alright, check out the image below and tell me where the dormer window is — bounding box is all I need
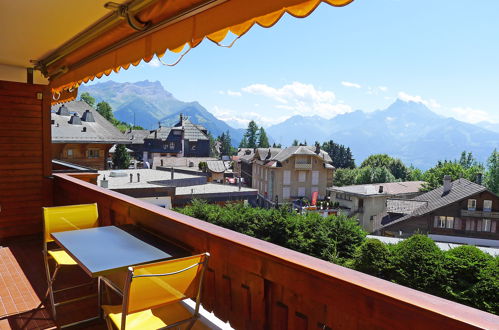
[169,142,175,150]
[467,199,476,211]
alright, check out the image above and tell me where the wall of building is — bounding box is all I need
[183,139,210,157]
[52,143,112,170]
[0,80,51,237]
[253,154,333,203]
[383,191,499,239]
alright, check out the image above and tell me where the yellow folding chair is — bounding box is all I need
[101,253,210,330]
[42,203,99,319]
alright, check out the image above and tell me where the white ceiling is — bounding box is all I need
[0,0,128,68]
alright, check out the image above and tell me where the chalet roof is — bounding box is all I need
[239,149,255,163]
[256,148,282,161]
[330,181,424,197]
[206,160,227,173]
[147,126,172,139]
[124,129,151,144]
[145,116,209,142]
[51,100,128,144]
[381,178,489,228]
[273,146,333,163]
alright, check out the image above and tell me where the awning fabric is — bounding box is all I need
[48,0,352,96]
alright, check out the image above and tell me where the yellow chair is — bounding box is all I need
[42,203,99,319]
[101,253,210,330]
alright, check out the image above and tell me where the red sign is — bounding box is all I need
[311,191,319,206]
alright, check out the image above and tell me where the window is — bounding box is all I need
[465,219,476,231]
[169,142,175,150]
[312,171,319,185]
[484,200,492,212]
[467,199,476,211]
[298,171,306,183]
[298,187,305,197]
[88,149,99,158]
[283,170,291,185]
[67,149,73,158]
[163,143,168,150]
[283,187,290,199]
[434,216,454,229]
[482,219,492,232]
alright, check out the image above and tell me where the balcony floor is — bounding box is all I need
[0,235,226,330]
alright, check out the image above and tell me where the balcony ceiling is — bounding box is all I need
[0,0,128,68]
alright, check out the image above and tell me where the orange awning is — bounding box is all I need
[47,0,352,95]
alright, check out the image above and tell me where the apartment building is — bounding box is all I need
[329,181,424,233]
[252,145,334,204]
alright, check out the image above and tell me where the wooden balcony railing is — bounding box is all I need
[52,173,498,329]
[461,209,499,219]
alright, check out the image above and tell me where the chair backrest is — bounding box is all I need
[43,203,99,243]
[123,253,209,315]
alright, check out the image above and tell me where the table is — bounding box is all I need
[50,225,189,327]
[51,225,184,277]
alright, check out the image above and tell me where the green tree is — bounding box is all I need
[361,154,409,180]
[352,238,393,279]
[112,144,130,169]
[469,257,499,314]
[372,166,396,183]
[257,127,270,148]
[444,245,494,306]
[243,121,259,148]
[421,160,484,191]
[239,136,248,148]
[207,132,219,157]
[218,131,233,156]
[361,154,393,168]
[485,148,499,194]
[321,140,355,169]
[407,165,424,181]
[96,101,115,123]
[392,235,446,295]
[272,142,282,148]
[80,92,95,107]
[333,168,358,187]
[292,139,299,146]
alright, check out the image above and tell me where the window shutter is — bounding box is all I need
[433,216,439,228]
[476,220,482,232]
[491,221,497,233]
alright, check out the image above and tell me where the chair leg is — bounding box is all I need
[44,255,60,320]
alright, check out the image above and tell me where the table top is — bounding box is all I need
[51,225,182,277]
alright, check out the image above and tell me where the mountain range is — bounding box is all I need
[79,80,499,170]
[78,81,244,144]
[267,100,499,169]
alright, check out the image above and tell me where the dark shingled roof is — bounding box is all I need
[145,117,208,141]
[51,101,128,144]
[381,178,488,228]
[124,129,151,144]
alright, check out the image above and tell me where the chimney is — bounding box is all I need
[476,173,483,185]
[81,127,87,132]
[68,113,82,125]
[180,113,183,122]
[56,104,70,116]
[100,175,108,188]
[315,143,320,154]
[379,185,384,193]
[443,175,452,194]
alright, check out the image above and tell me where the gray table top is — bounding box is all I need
[51,225,176,277]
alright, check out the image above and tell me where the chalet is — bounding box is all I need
[379,176,499,243]
[329,181,424,233]
[134,114,209,165]
[252,145,334,204]
[51,101,128,170]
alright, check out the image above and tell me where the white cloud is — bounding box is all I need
[227,90,242,97]
[341,81,362,89]
[241,82,351,119]
[398,91,441,109]
[451,107,491,124]
[211,106,289,127]
[147,58,161,67]
[378,86,388,92]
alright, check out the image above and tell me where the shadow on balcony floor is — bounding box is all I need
[0,235,106,329]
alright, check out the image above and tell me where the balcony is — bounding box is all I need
[0,173,497,329]
[461,209,499,219]
[294,161,312,170]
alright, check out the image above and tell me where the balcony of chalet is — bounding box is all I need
[1,172,498,329]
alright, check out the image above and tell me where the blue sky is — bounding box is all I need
[86,0,499,128]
